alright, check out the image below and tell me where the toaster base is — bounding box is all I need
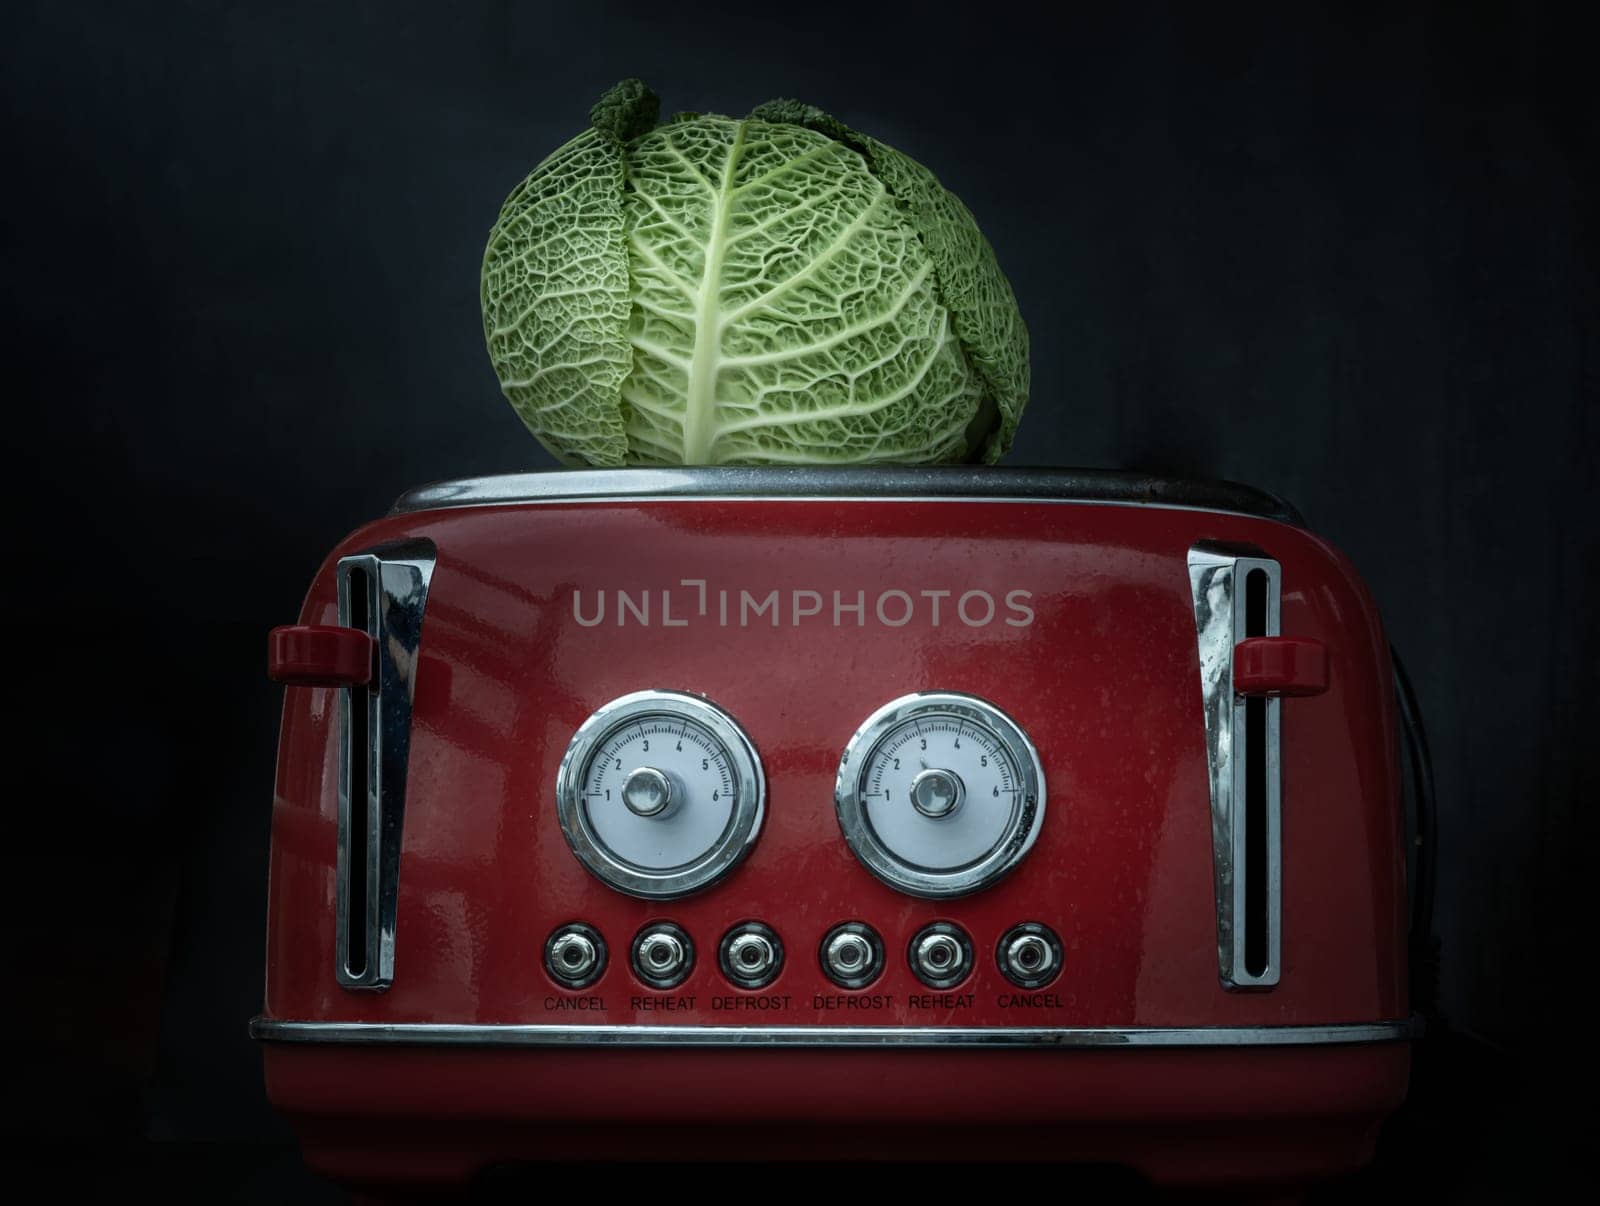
[264,1041,1408,1192]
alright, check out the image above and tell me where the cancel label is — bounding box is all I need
[997,992,1064,1008]
[543,995,605,1011]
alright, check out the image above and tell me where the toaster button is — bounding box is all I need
[819,922,885,989]
[996,922,1063,989]
[544,923,607,990]
[632,922,694,989]
[908,922,974,989]
[719,922,783,989]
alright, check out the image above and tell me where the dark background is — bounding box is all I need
[5,0,1593,1197]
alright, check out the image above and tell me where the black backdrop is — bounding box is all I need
[5,0,1594,1193]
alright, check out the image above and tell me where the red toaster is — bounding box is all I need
[255,467,1413,1193]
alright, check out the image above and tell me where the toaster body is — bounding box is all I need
[256,468,1411,1192]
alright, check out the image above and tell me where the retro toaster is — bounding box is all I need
[256,467,1413,1192]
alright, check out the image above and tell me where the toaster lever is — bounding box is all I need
[1234,636,1328,697]
[268,624,374,687]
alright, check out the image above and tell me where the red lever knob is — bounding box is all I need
[268,625,373,687]
[1234,636,1329,697]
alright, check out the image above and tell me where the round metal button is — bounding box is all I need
[718,922,784,989]
[828,932,871,974]
[1007,934,1052,975]
[819,921,884,989]
[916,932,962,972]
[996,921,1063,989]
[907,921,973,989]
[621,766,674,817]
[730,933,772,970]
[631,921,693,989]
[909,768,964,819]
[543,922,607,989]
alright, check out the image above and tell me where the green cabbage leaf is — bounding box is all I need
[481,80,1029,466]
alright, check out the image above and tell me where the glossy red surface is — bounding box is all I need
[267,624,372,687]
[1236,635,1331,697]
[265,1043,1408,1191]
[260,495,1410,1184]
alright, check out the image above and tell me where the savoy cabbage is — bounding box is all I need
[481,80,1029,466]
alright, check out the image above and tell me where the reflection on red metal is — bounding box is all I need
[258,477,1408,1194]
[267,624,372,687]
[1235,635,1330,697]
[264,1043,1409,1185]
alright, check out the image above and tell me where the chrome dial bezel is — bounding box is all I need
[556,690,765,900]
[834,691,1046,899]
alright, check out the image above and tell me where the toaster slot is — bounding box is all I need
[335,538,436,991]
[343,566,372,981]
[1243,567,1271,979]
[1188,545,1282,990]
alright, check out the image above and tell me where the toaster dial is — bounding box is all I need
[556,691,765,900]
[835,692,1045,899]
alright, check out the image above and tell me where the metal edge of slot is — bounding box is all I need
[1188,544,1282,990]
[248,1017,1418,1048]
[388,467,1305,527]
[335,538,437,991]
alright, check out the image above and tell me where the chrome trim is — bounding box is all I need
[250,1017,1418,1048]
[335,539,436,992]
[835,692,1045,899]
[555,690,766,900]
[1188,544,1282,990]
[390,467,1303,525]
